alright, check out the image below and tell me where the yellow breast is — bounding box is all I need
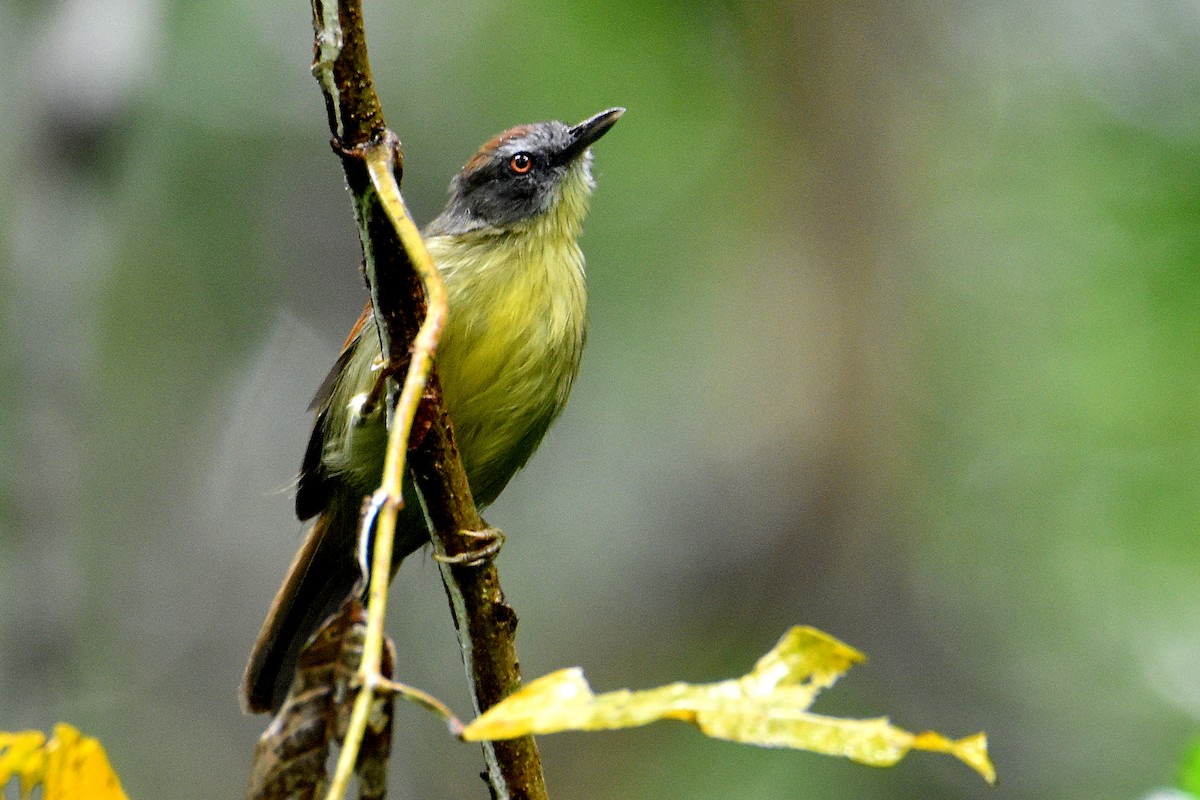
[427,206,588,505]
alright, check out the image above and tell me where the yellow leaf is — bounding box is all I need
[0,723,129,800]
[462,626,995,784]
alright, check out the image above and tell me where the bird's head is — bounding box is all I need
[428,107,624,237]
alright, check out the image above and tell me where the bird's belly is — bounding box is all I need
[436,301,583,506]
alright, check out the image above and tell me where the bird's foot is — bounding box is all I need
[434,526,506,567]
[356,355,408,416]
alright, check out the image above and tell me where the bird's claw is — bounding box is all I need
[434,526,506,567]
[360,355,404,413]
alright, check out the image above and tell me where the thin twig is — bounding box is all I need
[375,677,467,737]
[323,141,448,800]
[307,0,548,797]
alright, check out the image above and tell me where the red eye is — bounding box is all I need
[509,153,533,174]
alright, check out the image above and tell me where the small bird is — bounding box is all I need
[242,108,624,714]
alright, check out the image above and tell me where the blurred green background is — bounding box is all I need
[3,0,1198,798]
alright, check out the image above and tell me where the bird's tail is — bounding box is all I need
[241,510,361,714]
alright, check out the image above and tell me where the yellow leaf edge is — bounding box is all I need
[462,626,996,785]
[0,722,129,800]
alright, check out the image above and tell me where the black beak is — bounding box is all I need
[557,107,625,164]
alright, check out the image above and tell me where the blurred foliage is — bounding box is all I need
[1181,736,1200,797]
[2,0,1198,799]
[0,723,128,800]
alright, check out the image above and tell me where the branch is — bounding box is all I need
[412,420,550,799]
[307,1,548,798]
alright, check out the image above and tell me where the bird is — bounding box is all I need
[242,107,624,714]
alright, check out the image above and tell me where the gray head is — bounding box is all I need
[427,108,624,236]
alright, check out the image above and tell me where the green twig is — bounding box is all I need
[306,0,548,798]
[323,140,447,800]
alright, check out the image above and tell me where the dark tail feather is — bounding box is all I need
[241,512,360,714]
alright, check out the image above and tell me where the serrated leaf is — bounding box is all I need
[462,625,995,784]
[0,723,128,800]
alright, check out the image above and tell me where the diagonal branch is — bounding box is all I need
[307,1,548,798]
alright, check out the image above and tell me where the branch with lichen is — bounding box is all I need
[307,1,547,798]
